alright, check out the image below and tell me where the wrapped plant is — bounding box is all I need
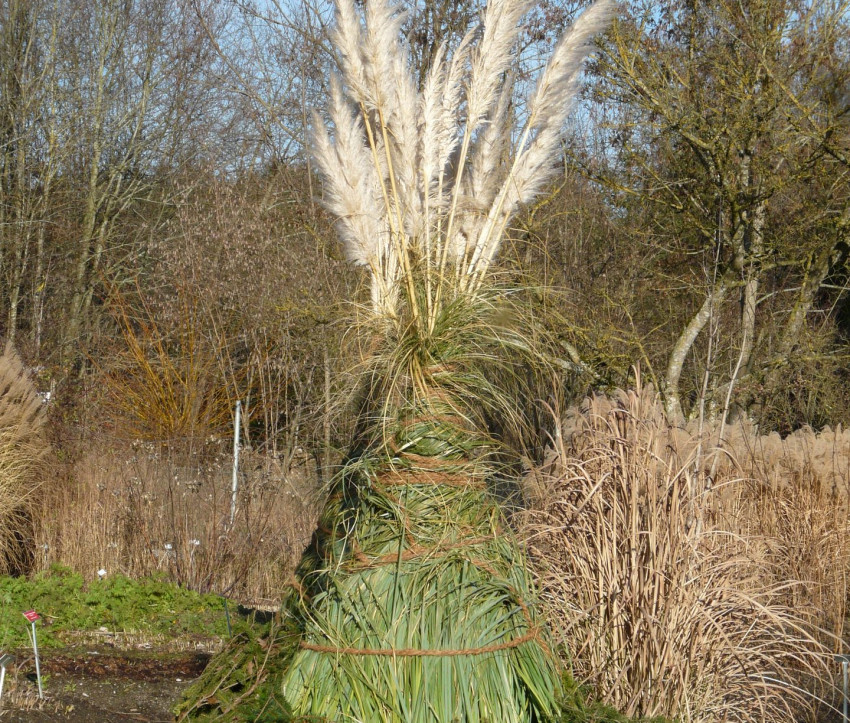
[179,0,613,720]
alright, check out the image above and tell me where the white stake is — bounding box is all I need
[0,653,14,703]
[31,622,42,698]
[22,613,42,699]
[230,400,242,527]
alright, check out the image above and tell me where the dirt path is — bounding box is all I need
[1,648,211,722]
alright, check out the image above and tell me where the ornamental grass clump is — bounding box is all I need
[524,385,834,723]
[178,0,613,720]
[0,343,48,575]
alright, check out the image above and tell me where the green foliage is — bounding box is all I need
[355,285,557,456]
[180,333,564,721]
[0,566,234,649]
[556,676,670,723]
[176,616,299,722]
[270,376,561,722]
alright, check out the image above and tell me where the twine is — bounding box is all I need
[299,584,536,658]
[299,627,539,657]
[376,470,486,490]
[398,412,467,429]
[397,452,475,470]
[348,536,498,569]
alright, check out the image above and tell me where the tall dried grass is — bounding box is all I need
[33,443,321,603]
[0,343,48,574]
[523,384,843,723]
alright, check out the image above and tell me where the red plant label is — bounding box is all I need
[23,610,40,623]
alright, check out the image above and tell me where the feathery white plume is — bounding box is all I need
[315,0,614,319]
[332,0,369,104]
[418,43,447,193]
[312,78,386,268]
[526,0,615,132]
[436,30,473,175]
[466,0,530,127]
[357,0,421,240]
[457,75,515,256]
[361,0,407,111]
[466,0,615,279]
[500,0,617,222]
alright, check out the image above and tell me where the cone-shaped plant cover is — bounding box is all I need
[281,386,559,721]
[178,0,613,720]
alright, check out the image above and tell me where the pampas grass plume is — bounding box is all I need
[314,0,614,320]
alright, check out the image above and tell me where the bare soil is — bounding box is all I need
[0,647,211,722]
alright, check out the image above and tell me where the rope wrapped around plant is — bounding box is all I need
[282,383,556,721]
[178,0,613,719]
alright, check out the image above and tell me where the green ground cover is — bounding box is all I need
[0,566,238,649]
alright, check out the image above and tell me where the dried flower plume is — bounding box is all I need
[314,0,615,329]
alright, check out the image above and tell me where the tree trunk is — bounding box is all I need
[664,283,727,424]
[739,198,764,373]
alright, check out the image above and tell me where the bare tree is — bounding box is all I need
[0,0,240,365]
[582,0,850,422]
[0,0,63,349]
[58,0,220,358]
